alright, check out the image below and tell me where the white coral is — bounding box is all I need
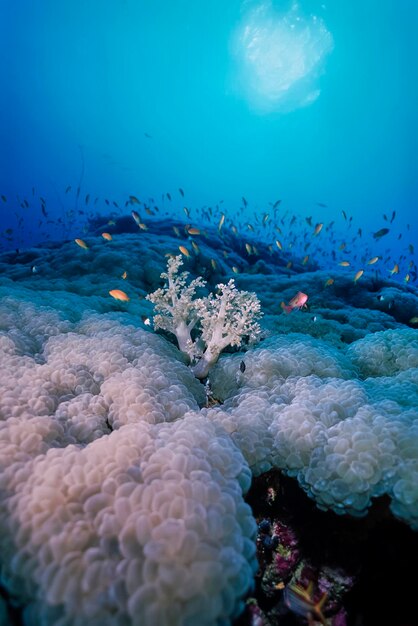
[147,256,262,379]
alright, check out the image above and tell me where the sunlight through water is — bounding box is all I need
[231,0,334,113]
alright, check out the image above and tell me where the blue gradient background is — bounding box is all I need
[1,0,417,258]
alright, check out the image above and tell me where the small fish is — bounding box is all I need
[129,195,141,205]
[404,274,410,283]
[342,210,347,221]
[338,242,346,251]
[409,316,418,324]
[242,196,248,207]
[284,581,328,626]
[218,213,225,232]
[246,223,255,232]
[75,238,89,250]
[31,265,38,273]
[210,259,217,270]
[390,210,396,223]
[101,232,112,241]
[184,207,190,217]
[373,228,389,239]
[389,263,399,275]
[262,213,269,225]
[232,266,239,274]
[313,223,323,236]
[339,261,350,267]
[367,256,380,265]
[179,245,190,258]
[408,244,414,255]
[317,202,327,207]
[245,243,252,255]
[272,199,281,209]
[179,188,184,197]
[141,315,151,326]
[302,255,309,265]
[305,217,312,226]
[85,194,90,205]
[121,271,128,279]
[324,278,334,287]
[109,289,130,302]
[108,219,116,225]
[275,240,283,251]
[166,193,171,201]
[286,261,292,269]
[239,360,246,373]
[131,210,141,226]
[191,240,200,254]
[354,269,364,283]
[1,195,6,202]
[187,227,200,235]
[281,291,308,314]
[65,185,71,194]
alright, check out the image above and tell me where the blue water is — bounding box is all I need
[1,0,417,264]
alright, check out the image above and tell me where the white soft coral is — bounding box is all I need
[147,256,262,379]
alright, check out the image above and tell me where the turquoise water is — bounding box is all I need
[1,0,417,260]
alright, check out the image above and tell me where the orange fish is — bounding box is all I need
[281,291,308,314]
[367,256,380,265]
[109,289,130,302]
[389,263,399,275]
[354,269,364,283]
[324,278,334,287]
[121,271,128,279]
[187,227,200,235]
[179,245,190,258]
[101,232,112,241]
[339,261,350,267]
[302,255,309,265]
[75,238,88,250]
[313,223,323,236]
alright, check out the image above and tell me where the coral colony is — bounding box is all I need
[0,203,417,626]
[146,255,262,379]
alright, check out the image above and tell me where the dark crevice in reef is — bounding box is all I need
[238,471,418,626]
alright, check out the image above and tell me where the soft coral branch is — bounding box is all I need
[147,256,263,379]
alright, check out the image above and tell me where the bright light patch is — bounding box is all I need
[231,1,334,113]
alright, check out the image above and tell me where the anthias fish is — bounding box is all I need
[74,238,88,250]
[109,289,130,302]
[281,291,308,314]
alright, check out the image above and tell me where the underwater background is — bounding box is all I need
[1,2,418,626]
[1,0,417,257]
